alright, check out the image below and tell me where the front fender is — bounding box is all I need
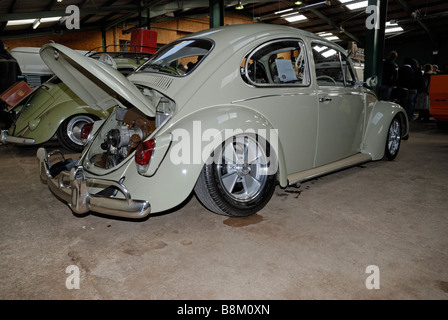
[362,101,409,160]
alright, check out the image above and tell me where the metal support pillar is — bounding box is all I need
[376,0,388,88]
[101,29,107,51]
[209,0,224,29]
[364,0,387,87]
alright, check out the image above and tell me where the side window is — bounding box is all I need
[242,39,310,86]
[312,43,356,87]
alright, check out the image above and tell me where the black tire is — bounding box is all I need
[57,114,96,152]
[384,116,402,161]
[194,135,277,217]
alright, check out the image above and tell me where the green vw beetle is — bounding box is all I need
[1,46,151,152]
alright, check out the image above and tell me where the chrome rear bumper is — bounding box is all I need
[1,130,35,145]
[37,147,151,219]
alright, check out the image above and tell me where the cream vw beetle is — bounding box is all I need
[37,24,408,219]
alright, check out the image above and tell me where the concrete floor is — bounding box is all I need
[0,120,447,300]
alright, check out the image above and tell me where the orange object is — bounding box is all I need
[0,81,34,110]
[130,28,157,54]
[429,74,448,122]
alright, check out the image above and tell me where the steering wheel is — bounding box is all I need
[316,75,337,86]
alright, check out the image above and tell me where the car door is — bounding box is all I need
[311,42,365,167]
[241,38,318,175]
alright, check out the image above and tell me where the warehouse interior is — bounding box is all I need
[0,0,447,301]
[2,0,448,72]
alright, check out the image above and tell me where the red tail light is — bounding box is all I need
[81,122,94,141]
[135,139,155,167]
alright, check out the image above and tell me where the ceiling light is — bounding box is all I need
[295,1,303,4]
[284,14,307,23]
[385,21,398,27]
[385,26,404,33]
[236,0,244,10]
[41,16,63,23]
[275,8,294,15]
[32,19,41,29]
[313,45,327,52]
[322,49,337,58]
[6,19,35,26]
[339,0,368,10]
[325,36,340,41]
[281,12,299,18]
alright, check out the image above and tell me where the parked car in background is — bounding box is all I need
[10,46,89,87]
[37,24,409,220]
[429,74,448,126]
[1,45,152,152]
[86,44,152,76]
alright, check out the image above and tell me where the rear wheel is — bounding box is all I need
[384,116,401,160]
[57,114,96,152]
[194,135,277,217]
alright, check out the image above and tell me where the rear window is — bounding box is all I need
[136,39,214,76]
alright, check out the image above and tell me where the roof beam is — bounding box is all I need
[395,0,437,46]
[0,5,140,22]
[276,0,362,45]
[0,25,103,40]
[8,0,19,12]
[145,0,278,18]
[307,8,362,44]
[104,12,138,30]
[81,0,118,23]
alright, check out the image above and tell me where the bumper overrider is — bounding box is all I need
[37,147,151,219]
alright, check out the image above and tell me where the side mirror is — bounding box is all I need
[365,76,378,88]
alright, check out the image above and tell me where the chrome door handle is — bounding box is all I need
[319,97,332,102]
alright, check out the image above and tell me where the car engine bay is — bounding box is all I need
[92,107,155,169]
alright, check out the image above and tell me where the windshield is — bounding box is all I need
[136,39,214,76]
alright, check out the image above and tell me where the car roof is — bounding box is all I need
[182,23,343,52]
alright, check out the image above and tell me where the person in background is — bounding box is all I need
[379,51,399,101]
[415,64,434,122]
[432,64,440,74]
[0,40,22,93]
[391,57,414,118]
[407,58,421,121]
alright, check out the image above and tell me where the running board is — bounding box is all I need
[287,153,372,186]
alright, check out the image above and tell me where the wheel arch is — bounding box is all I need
[150,105,287,201]
[362,101,409,160]
[23,101,110,144]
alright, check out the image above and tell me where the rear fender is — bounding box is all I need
[16,101,111,144]
[167,105,287,185]
[124,105,288,211]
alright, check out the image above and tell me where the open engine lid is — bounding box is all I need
[40,43,155,116]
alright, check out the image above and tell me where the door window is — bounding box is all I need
[312,43,356,87]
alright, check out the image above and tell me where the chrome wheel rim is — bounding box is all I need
[387,119,401,156]
[66,115,94,146]
[216,136,268,202]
